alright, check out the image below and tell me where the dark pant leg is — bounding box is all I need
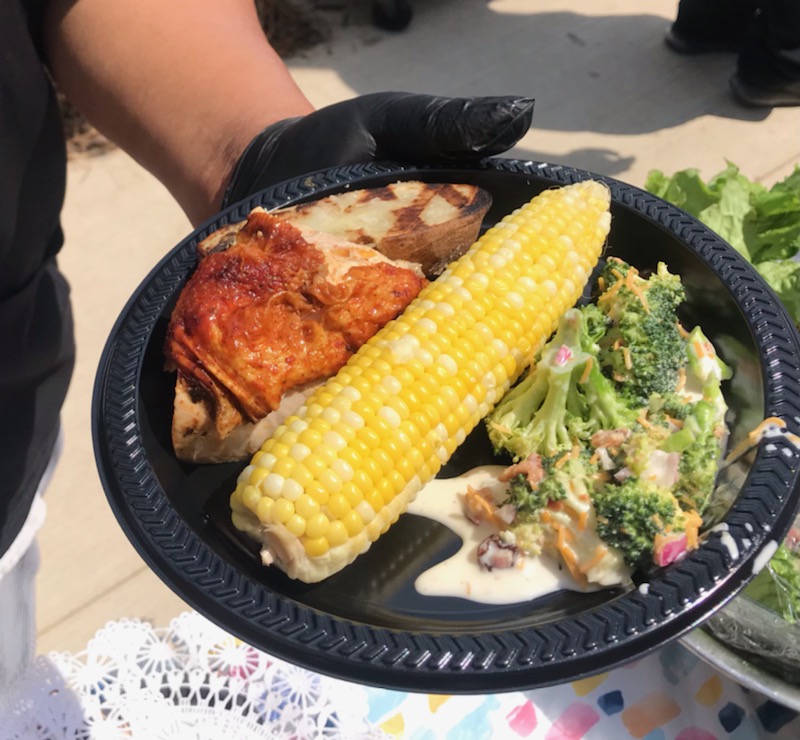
[760,0,800,50]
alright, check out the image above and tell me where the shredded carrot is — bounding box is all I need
[579,356,594,384]
[622,346,633,370]
[589,451,600,465]
[665,414,684,429]
[597,276,606,292]
[558,537,578,566]
[637,413,652,429]
[577,509,589,531]
[612,338,621,350]
[676,321,690,339]
[724,416,789,464]
[684,510,703,550]
[625,269,650,312]
[580,545,608,573]
[554,451,571,469]
[540,510,553,524]
[693,339,706,359]
[598,276,623,304]
[555,446,579,469]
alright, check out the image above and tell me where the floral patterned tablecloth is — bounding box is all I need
[1,611,798,739]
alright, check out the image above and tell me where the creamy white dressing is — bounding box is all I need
[406,466,579,604]
[752,539,779,574]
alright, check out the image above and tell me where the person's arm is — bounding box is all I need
[43,0,314,225]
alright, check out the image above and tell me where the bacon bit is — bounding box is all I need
[577,509,589,531]
[676,321,690,339]
[591,428,631,448]
[499,453,545,488]
[579,356,594,385]
[580,545,608,574]
[461,486,506,529]
[547,500,564,512]
[676,366,686,392]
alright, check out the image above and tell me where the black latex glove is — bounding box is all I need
[221,92,534,208]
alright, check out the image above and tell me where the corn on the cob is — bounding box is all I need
[230,180,612,582]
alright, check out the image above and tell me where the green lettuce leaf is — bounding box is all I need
[744,544,800,623]
[645,163,800,329]
[757,260,800,327]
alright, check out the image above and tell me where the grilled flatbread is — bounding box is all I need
[198,181,491,275]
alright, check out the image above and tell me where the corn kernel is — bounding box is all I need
[285,514,306,538]
[306,513,331,539]
[295,494,320,520]
[255,496,274,523]
[303,536,329,558]
[273,498,294,524]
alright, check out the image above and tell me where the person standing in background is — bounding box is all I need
[665,0,800,106]
[0,0,534,698]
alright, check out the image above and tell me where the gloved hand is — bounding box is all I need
[222,92,534,208]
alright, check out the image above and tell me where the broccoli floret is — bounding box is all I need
[649,392,692,421]
[505,453,586,515]
[488,307,636,460]
[506,472,563,515]
[675,431,723,513]
[578,302,609,354]
[593,478,681,569]
[597,259,687,407]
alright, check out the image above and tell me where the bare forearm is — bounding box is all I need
[43,0,314,224]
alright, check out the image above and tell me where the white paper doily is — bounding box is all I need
[1,612,386,740]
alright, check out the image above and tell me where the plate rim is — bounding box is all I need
[92,158,800,693]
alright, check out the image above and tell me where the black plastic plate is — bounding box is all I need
[92,159,800,693]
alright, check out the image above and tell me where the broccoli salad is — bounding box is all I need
[473,257,732,588]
